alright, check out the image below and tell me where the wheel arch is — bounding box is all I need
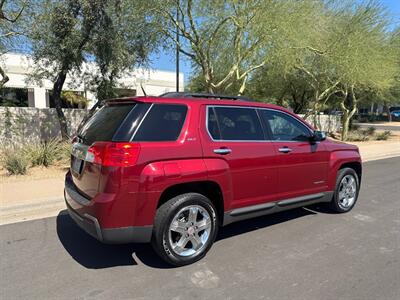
[157,181,225,226]
[339,161,362,183]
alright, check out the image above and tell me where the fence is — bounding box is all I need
[0,107,341,145]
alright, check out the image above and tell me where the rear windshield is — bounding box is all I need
[79,104,135,145]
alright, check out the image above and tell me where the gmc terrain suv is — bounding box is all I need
[65,92,362,266]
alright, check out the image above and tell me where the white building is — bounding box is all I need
[0,53,184,108]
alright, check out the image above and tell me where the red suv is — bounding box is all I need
[65,93,362,266]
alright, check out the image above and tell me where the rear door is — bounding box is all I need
[200,105,278,210]
[258,109,329,199]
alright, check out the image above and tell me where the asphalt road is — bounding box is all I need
[1,158,399,300]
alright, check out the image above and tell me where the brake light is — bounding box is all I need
[86,142,140,167]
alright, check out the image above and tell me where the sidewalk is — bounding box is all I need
[0,177,65,225]
[350,140,400,162]
[1,141,399,225]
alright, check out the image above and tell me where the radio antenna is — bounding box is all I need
[140,82,147,96]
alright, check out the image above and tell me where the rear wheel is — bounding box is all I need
[151,193,218,266]
[330,168,360,213]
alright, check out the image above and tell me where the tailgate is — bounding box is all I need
[70,102,145,198]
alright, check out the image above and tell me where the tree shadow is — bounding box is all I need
[57,207,318,270]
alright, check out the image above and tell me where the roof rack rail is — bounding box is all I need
[159,92,253,102]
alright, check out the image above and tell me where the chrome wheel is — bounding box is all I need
[168,205,212,257]
[338,174,357,209]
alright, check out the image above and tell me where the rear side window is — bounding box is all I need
[208,106,264,141]
[132,104,187,141]
[79,104,135,145]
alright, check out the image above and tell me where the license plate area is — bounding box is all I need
[71,156,83,174]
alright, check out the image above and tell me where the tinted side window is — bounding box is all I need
[79,104,135,145]
[207,108,221,140]
[133,104,187,141]
[211,107,264,141]
[259,110,311,141]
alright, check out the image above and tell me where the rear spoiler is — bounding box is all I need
[104,97,143,105]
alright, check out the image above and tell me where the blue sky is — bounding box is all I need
[149,0,400,82]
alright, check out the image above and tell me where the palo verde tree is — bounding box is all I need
[327,1,398,140]
[246,0,398,140]
[152,0,321,95]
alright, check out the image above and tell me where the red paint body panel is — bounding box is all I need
[65,96,362,232]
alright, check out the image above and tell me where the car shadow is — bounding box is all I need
[57,207,317,270]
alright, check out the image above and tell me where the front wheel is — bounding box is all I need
[330,168,360,213]
[151,193,218,266]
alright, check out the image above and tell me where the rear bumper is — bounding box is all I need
[64,180,152,244]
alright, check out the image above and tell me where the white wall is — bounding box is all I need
[1,53,185,108]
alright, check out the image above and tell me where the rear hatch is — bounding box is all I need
[71,101,150,198]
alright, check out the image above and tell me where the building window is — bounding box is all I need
[48,90,88,108]
[0,87,29,107]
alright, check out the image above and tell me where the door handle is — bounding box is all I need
[278,147,292,153]
[213,148,232,155]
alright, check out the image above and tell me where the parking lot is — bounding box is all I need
[1,157,399,300]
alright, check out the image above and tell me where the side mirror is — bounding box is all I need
[310,131,326,143]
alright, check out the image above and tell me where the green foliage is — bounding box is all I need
[1,148,29,175]
[24,138,66,167]
[152,0,321,95]
[86,0,159,102]
[61,91,89,108]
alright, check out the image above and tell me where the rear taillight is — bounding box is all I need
[86,142,140,167]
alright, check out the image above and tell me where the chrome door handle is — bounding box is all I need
[213,148,232,155]
[278,147,292,153]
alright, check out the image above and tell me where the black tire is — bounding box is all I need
[330,167,360,213]
[151,193,218,266]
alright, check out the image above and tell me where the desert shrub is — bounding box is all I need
[2,148,29,175]
[24,138,64,167]
[350,123,360,131]
[376,130,392,141]
[366,126,376,135]
[347,130,370,141]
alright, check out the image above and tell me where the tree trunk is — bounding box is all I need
[238,75,248,96]
[340,86,357,141]
[0,65,10,89]
[341,106,357,141]
[53,70,69,140]
[341,112,350,141]
[384,102,392,122]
